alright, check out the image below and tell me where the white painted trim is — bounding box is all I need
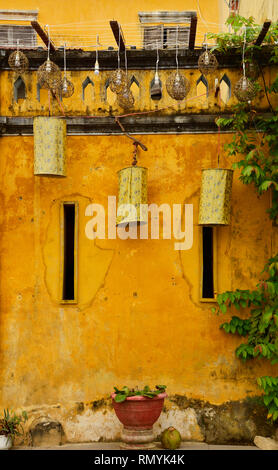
[138,11,196,24]
[0,10,38,21]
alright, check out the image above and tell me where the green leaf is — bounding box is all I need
[114,394,127,403]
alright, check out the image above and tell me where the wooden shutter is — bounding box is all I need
[142,25,163,49]
[164,27,190,49]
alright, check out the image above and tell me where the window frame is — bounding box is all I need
[60,201,79,304]
[199,226,218,303]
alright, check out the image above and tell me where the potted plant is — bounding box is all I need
[111,385,167,449]
[0,408,28,450]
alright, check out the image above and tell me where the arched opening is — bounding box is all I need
[196,75,208,104]
[105,79,116,106]
[129,75,140,102]
[82,76,94,101]
[220,74,231,104]
[14,76,26,102]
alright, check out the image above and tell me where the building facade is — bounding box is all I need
[0,1,277,445]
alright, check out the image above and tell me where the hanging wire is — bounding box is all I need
[64,42,67,76]
[94,34,99,74]
[46,24,50,61]
[175,25,179,73]
[154,39,160,84]
[242,25,247,77]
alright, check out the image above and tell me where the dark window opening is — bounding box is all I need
[63,204,75,301]
[202,227,214,298]
[14,76,26,102]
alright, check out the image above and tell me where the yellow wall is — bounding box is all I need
[0,0,222,48]
[0,131,277,409]
[1,0,278,442]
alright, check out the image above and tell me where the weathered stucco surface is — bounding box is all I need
[0,132,277,444]
[0,0,278,443]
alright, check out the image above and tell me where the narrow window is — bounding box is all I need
[61,202,78,302]
[201,227,217,300]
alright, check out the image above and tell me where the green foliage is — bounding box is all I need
[208,14,278,54]
[215,255,278,365]
[0,409,28,437]
[257,376,278,421]
[113,385,166,403]
[211,14,278,424]
[208,15,260,53]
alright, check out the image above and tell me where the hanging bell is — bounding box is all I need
[116,166,148,226]
[109,69,128,94]
[166,72,190,101]
[37,58,63,90]
[61,76,74,98]
[33,117,66,176]
[8,50,29,73]
[234,76,257,102]
[150,71,162,100]
[198,50,218,75]
[198,169,233,225]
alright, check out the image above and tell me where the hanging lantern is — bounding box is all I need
[198,34,218,75]
[61,76,74,98]
[117,86,134,109]
[166,72,190,101]
[151,41,162,100]
[94,35,100,75]
[234,76,257,102]
[33,116,66,176]
[37,26,62,90]
[109,69,128,94]
[59,44,74,98]
[198,51,218,75]
[116,166,148,226]
[198,169,233,225]
[38,58,63,90]
[234,26,257,103]
[8,49,29,73]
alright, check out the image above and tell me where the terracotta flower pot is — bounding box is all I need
[111,392,167,449]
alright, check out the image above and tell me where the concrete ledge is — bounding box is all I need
[13,441,260,450]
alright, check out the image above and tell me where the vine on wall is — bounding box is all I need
[210,14,278,421]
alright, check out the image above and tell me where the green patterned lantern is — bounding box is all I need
[116,166,148,226]
[33,117,66,176]
[198,169,233,225]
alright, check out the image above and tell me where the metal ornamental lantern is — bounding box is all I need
[33,117,66,176]
[198,169,233,225]
[116,166,148,226]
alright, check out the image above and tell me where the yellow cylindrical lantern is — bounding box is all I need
[116,166,148,226]
[198,168,233,225]
[33,116,66,176]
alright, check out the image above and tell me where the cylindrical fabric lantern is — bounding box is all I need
[33,117,66,176]
[198,168,233,225]
[116,166,148,226]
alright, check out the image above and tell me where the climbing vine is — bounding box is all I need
[210,14,278,421]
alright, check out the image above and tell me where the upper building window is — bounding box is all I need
[139,11,196,49]
[0,10,38,47]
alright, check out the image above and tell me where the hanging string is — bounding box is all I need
[64,42,67,77]
[46,24,50,61]
[175,25,179,73]
[242,25,247,77]
[124,43,128,78]
[155,40,159,75]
